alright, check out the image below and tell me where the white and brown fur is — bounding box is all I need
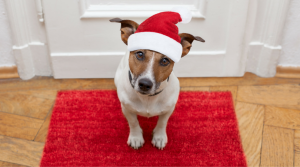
[111,18,204,150]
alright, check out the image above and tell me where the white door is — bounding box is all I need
[43,0,250,78]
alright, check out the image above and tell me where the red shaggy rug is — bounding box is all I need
[40,90,247,166]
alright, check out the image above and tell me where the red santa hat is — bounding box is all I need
[127,7,192,63]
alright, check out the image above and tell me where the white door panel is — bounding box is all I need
[4,0,290,79]
[43,0,249,78]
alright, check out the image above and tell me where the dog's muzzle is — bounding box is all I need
[128,70,169,97]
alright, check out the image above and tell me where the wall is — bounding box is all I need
[279,0,300,67]
[0,0,298,78]
[0,0,15,67]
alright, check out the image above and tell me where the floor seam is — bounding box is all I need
[294,129,295,167]
[0,134,45,144]
[263,124,297,131]
[0,111,44,120]
[33,103,54,141]
[0,160,30,167]
[235,100,300,110]
[259,105,266,167]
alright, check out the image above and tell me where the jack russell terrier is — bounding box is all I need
[111,8,205,150]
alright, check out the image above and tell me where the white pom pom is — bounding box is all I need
[171,7,192,24]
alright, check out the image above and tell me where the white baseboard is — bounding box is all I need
[13,43,51,80]
[246,42,281,77]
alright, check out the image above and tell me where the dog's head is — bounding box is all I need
[110,18,204,96]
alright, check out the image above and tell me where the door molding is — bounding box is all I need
[245,0,291,77]
[222,0,250,76]
[79,0,207,19]
[4,0,51,80]
[51,51,225,78]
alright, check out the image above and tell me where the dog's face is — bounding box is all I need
[128,49,174,95]
[110,18,204,95]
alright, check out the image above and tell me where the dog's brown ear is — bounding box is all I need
[110,18,139,45]
[179,33,205,57]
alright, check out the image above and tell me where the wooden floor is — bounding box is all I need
[1,72,300,166]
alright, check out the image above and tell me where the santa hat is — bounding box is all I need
[127,7,192,63]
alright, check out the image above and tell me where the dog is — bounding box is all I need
[111,14,204,150]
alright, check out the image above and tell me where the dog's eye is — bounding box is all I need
[160,58,170,66]
[135,51,145,61]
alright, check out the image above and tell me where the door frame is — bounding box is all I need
[5,0,291,79]
[5,0,51,80]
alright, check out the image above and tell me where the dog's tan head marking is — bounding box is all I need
[110,19,205,95]
[152,51,175,83]
[129,49,151,79]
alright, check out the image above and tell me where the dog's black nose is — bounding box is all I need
[138,78,153,91]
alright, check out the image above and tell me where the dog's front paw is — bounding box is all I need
[152,130,168,150]
[127,131,144,149]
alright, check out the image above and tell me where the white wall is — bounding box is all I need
[0,0,15,67]
[0,0,298,78]
[279,0,300,67]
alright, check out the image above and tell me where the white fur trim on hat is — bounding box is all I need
[128,32,183,63]
[172,7,192,24]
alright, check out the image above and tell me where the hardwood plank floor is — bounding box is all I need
[265,106,300,130]
[235,102,264,167]
[179,72,300,87]
[260,126,294,167]
[237,84,300,110]
[180,86,210,91]
[0,90,56,119]
[34,110,53,143]
[0,112,44,140]
[294,130,300,167]
[0,161,27,167]
[0,77,115,92]
[0,135,44,167]
[0,72,300,166]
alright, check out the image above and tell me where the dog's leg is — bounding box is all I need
[122,107,144,149]
[152,109,174,150]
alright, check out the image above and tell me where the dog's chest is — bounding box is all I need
[123,95,173,117]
